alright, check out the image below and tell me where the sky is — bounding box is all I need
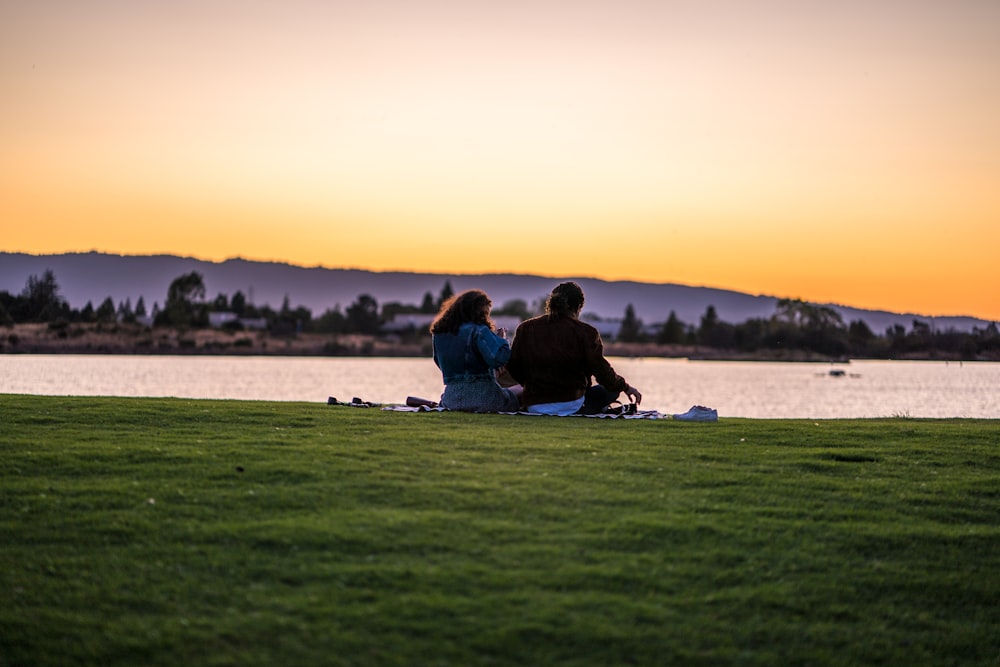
[2,0,999,320]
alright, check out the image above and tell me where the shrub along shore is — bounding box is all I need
[1,322,977,360]
[2,395,998,666]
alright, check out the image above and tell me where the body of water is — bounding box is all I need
[2,355,998,419]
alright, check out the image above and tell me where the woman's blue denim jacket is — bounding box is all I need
[432,322,511,384]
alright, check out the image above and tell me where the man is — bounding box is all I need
[507,282,641,415]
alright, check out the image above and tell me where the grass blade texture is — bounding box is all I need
[1,395,998,666]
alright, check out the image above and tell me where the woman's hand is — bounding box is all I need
[625,384,642,405]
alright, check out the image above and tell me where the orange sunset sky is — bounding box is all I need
[2,0,999,321]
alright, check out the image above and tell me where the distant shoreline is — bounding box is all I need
[0,323,424,357]
[3,322,991,361]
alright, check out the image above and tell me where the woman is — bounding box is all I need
[507,281,641,415]
[430,290,522,413]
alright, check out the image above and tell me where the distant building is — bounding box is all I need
[209,312,238,328]
[208,312,267,330]
[380,313,436,334]
[584,318,622,342]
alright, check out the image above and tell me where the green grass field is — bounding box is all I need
[1,395,998,666]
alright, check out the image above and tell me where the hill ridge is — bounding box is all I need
[0,251,991,333]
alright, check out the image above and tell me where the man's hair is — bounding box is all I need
[430,289,493,334]
[545,282,585,317]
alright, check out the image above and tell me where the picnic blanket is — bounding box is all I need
[329,396,716,421]
[381,404,667,419]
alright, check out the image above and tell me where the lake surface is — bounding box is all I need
[3,355,998,419]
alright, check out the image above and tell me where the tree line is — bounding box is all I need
[2,269,998,360]
[614,300,1000,360]
[0,270,516,336]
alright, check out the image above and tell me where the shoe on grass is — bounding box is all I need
[672,405,718,422]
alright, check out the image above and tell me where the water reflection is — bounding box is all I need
[2,355,997,419]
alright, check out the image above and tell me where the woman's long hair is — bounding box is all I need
[545,281,585,318]
[430,289,494,335]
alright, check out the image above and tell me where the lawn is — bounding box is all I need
[1,395,998,666]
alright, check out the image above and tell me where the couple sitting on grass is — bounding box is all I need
[430,281,642,415]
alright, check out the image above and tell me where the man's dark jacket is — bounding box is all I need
[507,314,627,407]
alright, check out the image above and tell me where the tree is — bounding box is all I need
[775,298,844,331]
[973,323,1000,358]
[0,301,13,327]
[732,317,768,352]
[311,306,346,334]
[697,305,738,348]
[345,294,380,334]
[79,301,96,323]
[437,281,454,309]
[272,298,312,335]
[158,272,207,327]
[169,272,206,304]
[617,304,644,342]
[849,319,874,341]
[96,297,116,323]
[420,291,437,314]
[231,291,247,317]
[698,305,719,342]
[847,319,874,353]
[117,298,135,323]
[21,270,68,322]
[134,296,147,318]
[657,310,685,345]
[493,298,531,321]
[774,298,847,356]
